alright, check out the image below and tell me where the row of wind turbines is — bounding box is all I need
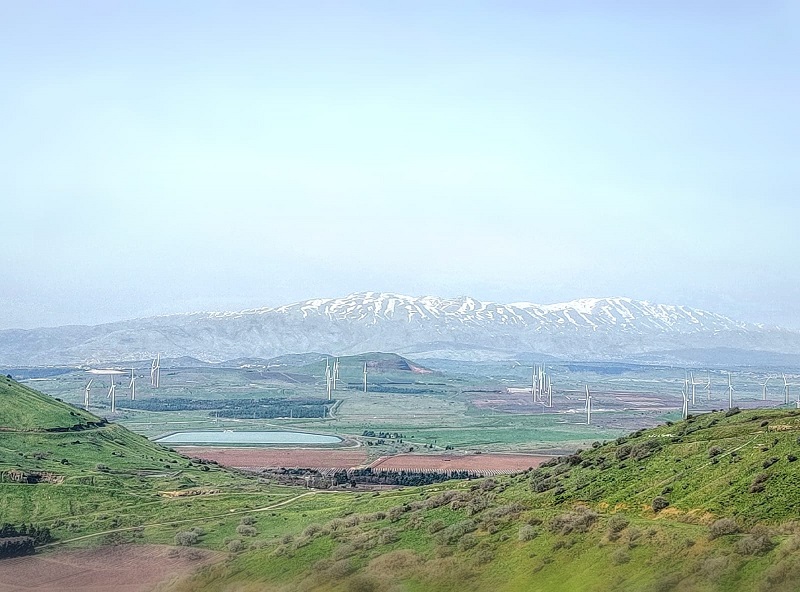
[679,371,799,419]
[83,354,161,413]
[323,357,370,400]
[526,364,799,426]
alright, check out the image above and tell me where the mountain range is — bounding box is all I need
[2,292,799,366]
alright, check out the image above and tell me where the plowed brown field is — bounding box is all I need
[0,544,220,592]
[176,447,369,469]
[176,447,548,476]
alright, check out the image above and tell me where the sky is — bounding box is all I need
[1,1,799,330]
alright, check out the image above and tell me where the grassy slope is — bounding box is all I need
[0,377,295,545]
[0,375,99,430]
[4,376,800,591]
[172,408,800,592]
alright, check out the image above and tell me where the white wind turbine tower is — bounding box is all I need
[325,365,332,401]
[107,375,117,413]
[680,378,689,420]
[762,376,770,401]
[727,372,735,409]
[84,379,93,411]
[705,371,712,401]
[333,358,340,390]
[585,385,592,425]
[690,372,704,406]
[150,354,161,388]
[363,362,368,394]
[128,369,137,401]
[782,373,797,405]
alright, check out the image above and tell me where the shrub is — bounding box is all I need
[302,523,323,538]
[630,440,662,461]
[236,525,257,537]
[607,514,630,539]
[428,519,446,534]
[240,516,256,525]
[651,497,669,512]
[708,446,723,458]
[174,531,199,546]
[750,473,770,493]
[615,445,632,460]
[519,525,538,541]
[709,518,739,539]
[227,539,245,552]
[612,548,630,565]
[549,506,598,535]
[736,533,774,555]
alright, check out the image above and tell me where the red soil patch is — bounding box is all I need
[0,544,220,592]
[369,453,549,475]
[177,447,369,470]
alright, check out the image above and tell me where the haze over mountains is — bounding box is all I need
[2,292,800,367]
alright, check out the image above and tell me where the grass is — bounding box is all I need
[5,375,800,591]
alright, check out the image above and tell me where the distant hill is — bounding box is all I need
[2,292,800,366]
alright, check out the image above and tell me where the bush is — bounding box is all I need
[174,531,199,546]
[736,533,774,555]
[428,519,446,534]
[763,457,780,469]
[549,506,598,535]
[612,548,630,565]
[708,446,723,458]
[607,514,630,539]
[519,525,538,541]
[236,525,257,537]
[750,473,770,493]
[651,497,669,512]
[630,440,662,461]
[227,539,245,552]
[240,516,256,525]
[709,518,739,539]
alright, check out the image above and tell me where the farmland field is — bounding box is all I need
[9,354,800,465]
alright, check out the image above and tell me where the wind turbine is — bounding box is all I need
[84,379,93,411]
[585,385,592,425]
[107,375,117,413]
[727,372,735,409]
[680,378,689,420]
[325,365,332,401]
[363,362,368,394]
[762,376,770,401]
[705,371,712,401]
[150,354,160,388]
[129,369,137,401]
[783,373,797,405]
[690,372,703,406]
[333,358,340,390]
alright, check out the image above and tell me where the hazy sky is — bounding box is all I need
[2,2,799,330]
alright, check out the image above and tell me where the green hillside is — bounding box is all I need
[169,407,800,592]
[0,378,290,547]
[0,374,100,431]
[4,376,800,591]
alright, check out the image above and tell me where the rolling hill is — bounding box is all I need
[3,376,800,591]
[2,292,800,366]
[169,406,800,592]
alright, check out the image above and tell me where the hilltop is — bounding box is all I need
[3,292,800,366]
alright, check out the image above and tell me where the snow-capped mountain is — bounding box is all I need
[1,292,799,366]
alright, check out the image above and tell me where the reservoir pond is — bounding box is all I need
[155,430,341,445]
